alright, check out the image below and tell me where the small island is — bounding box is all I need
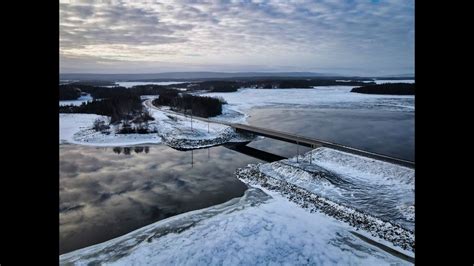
[351,83,414,95]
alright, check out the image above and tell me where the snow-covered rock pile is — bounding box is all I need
[160,127,254,150]
[235,147,415,253]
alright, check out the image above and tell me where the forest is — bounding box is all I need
[59,86,82,100]
[350,83,415,95]
[59,94,153,123]
[165,79,374,92]
[152,92,225,118]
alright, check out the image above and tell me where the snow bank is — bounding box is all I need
[60,187,412,265]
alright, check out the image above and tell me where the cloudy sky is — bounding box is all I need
[60,0,414,76]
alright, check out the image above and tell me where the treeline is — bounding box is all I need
[59,86,82,100]
[246,79,374,89]
[59,94,152,123]
[59,84,130,100]
[128,85,172,95]
[59,78,376,101]
[153,91,225,118]
[59,84,174,100]
[172,79,375,92]
[68,80,116,86]
[194,81,240,92]
[350,83,415,95]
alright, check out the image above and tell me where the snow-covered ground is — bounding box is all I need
[335,79,374,83]
[59,114,162,146]
[144,99,253,149]
[203,86,414,122]
[59,98,252,148]
[59,94,93,106]
[140,95,159,100]
[111,81,188,88]
[60,187,413,265]
[374,79,414,84]
[257,147,414,230]
[236,148,415,253]
[60,113,105,145]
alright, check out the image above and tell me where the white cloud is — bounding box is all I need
[60,0,414,75]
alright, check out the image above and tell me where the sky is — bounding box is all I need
[60,0,414,76]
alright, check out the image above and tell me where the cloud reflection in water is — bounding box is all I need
[60,144,260,254]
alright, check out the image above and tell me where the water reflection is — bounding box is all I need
[112,146,150,154]
[60,144,262,254]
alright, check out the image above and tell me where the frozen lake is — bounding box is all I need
[107,81,188,88]
[205,85,414,161]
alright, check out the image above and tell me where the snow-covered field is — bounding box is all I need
[59,94,93,106]
[203,85,414,122]
[60,187,413,265]
[374,79,414,84]
[112,81,188,88]
[60,113,105,145]
[335,79,374,83]
[59,114,162,146]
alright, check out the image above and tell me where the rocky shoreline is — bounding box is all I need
[161,127,255,150]
[235,164,415,253]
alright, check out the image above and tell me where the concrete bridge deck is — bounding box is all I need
[231,123,414,168]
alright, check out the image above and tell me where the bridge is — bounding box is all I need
[196,118,414,168]
[145,99,414,168]
[229,123,414,168]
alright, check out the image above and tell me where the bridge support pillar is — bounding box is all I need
[296,141,299,163]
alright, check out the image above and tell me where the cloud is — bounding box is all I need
[60,0,414,75]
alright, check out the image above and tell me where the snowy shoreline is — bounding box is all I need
[60,98,253,149]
